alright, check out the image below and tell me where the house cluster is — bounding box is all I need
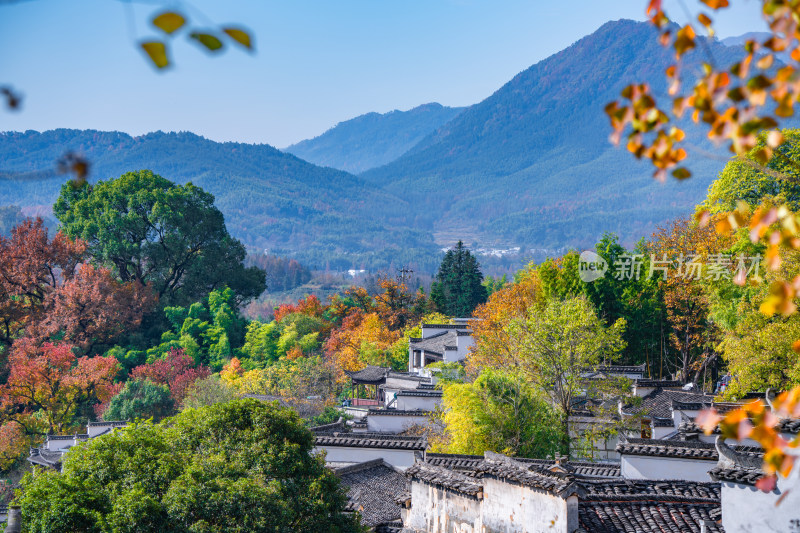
[13,321,800,532]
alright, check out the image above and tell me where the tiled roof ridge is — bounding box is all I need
[478,451,584,497]
[334,458,393,475]
[367,408,433,416]
[405,461,483,497]
[395,389,442,397]
[88,420,127,426]
[714,435,763,470]
[421,324,470,330]
[315,433,427,451]
[708,465,762,486]
[580,494,720,504]
[309,417,345,434]
[635,379,684,387]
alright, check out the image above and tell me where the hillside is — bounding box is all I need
[0,130,439,271]
[360,19,745,250]
[284,103,464,173]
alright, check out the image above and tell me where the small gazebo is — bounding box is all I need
[346,366,390,407]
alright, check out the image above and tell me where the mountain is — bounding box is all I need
[360,19,745,251]
[0,129,439,271]
[284,103,464,173]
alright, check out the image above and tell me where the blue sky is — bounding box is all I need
[1,0,765,147]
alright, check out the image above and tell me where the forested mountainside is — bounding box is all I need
[360,19,746,250]
[284,103,464,174]
[0,129,438,271]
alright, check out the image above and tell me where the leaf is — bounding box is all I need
[140,41,170,69]
[756,474,777,492]
[223,28,253,50]
[190,33,224,52]
[152,12,186,35]
[672,167,691,180]
[700,0,729,8]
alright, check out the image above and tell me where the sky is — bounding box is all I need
[1,0,766,148]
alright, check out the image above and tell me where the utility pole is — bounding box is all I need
[396,266,414,285]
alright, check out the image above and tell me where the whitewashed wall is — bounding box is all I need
[396,395,440,411]
[314,445,418,469]
[405,482,483,533]
[366,413,431,433]
[481,477,574,533]
[721,472,800,533]
[621,455,714,482]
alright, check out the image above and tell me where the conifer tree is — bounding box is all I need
[431,241,487,317]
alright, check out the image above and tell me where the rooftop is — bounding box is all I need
[336,459,409,528]
[315,433,427,451]
[617,438,762,462]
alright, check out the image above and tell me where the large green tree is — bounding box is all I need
[16,399,362,533]
[431,240,487,317]
[507,296,627,451]
[702,129,800,215]
[53,170,266,308]
[436,368,564,459]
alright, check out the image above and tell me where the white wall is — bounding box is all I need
[367,413,431,433]
[396,395,440,411]
[405,480,483,532]
[621,455,714,482]
[314,445,418,469]
[482,477,572,533]
[721,474,800,533]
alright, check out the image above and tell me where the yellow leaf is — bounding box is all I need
[700,0,729,8]
[223,28,253,50]
[152,12,186,35]
[190,33,223,52]
[140,41,169,69]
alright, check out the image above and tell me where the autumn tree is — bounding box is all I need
[467,266,545,374]
[53,170,266,309]
[0,219,154,355]
[0,340,118,441]
[646,216,734,382]
[507,296,626,451]
[130,348,210,405]
[431,241,487,317]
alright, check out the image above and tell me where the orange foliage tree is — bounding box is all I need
[467,268,545,375]
[646,216,734,382]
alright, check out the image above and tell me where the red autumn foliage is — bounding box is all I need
[1,339,119,435]
[0,219,156,353]
[274,294,324,322]
[130,348,210,404]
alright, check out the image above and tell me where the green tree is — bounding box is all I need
[507,296,626,452]
[103,379,174,422]
[702,130,800,215]
[16,399,363,533]
[436,369,564,458]
[53,170,266,309]
[431,240,487,317]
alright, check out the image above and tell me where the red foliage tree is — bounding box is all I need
[273,294,325,322]
[0,219,155,354]
[130,348,210,404]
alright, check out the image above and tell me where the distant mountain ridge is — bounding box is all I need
[0,20,771,273]
[359,19,745,249]
[0,129,439,271]
[284,103,464,173]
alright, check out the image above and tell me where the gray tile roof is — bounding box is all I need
[315,433,426,451]
[635,379,684,388]
[27,448,63,469]
[368,408,432,417]
[475,452,583,497]
[408,331,456,357]
[405,462,483,497]
[578,499,723,533]
[617,438,762,462]
[346,366,390,383]
[631,388,716,419]
[395,389,442,398]
[336,459,409,528]
[424,453,621,479]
